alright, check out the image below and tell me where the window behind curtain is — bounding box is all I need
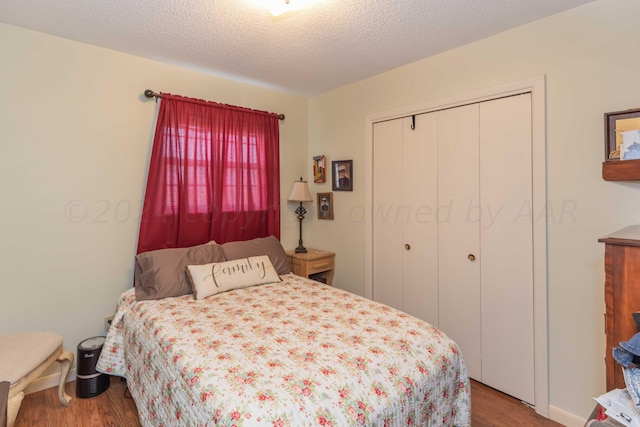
[137,94,280,254]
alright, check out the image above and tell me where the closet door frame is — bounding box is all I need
[364,76,548,417]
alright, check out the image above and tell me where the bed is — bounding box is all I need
[97,237,471,426]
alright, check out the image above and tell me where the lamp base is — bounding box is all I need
[294,202,308,254]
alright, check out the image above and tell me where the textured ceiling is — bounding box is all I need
[0,0,595,96]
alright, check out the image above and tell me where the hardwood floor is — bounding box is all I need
[15,377,566,426]
[470,381,566,427]
[14,376,139,427]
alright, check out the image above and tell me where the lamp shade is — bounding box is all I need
[288,179,313,202]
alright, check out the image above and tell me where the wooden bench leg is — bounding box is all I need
[56,350,74,406]
[7,391,24,427]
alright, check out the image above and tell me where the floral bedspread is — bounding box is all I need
[97,274,470,426]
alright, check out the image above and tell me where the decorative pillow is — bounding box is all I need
[134,244,226,301]
[221,235,291,275]
[186,255,281,300]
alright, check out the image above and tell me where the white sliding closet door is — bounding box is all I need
[479,94,534,404]
[371,89,539,409]
[436,104,482,380]
[372,114,439,326]
[402,114,438,325]
[372,119,403,311]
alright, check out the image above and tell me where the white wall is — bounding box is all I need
[305,0,640,423]
[0,23,308,369]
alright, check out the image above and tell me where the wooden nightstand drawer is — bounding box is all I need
[307,257,333,274]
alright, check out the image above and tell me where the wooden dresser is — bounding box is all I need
[599,225,640,391]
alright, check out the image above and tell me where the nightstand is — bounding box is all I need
[286,249,335,286]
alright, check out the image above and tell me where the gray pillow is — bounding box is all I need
[134,244,226,301]
[221,235,291,276]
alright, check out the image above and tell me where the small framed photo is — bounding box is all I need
[332,160,353,191]
[313,155,326,183]
[605,108,640,160]
[317,192,334,220]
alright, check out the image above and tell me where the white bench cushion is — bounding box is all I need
[0,332,63,385]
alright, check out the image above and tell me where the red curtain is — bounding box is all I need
[137,94,280,254]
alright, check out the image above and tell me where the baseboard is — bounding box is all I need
[23,368,76,395]
[549,404,587,427]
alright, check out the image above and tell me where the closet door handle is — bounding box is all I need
[405,244,411,250]
[468,254,476,261]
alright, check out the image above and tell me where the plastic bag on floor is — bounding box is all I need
[594,388,640,427]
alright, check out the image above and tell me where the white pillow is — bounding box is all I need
[186,255,281,300]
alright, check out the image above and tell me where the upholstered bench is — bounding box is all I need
[0,332,73,427]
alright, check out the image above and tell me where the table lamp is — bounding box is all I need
[288,177,313,253]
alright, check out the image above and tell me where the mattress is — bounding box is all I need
[97,273,471,426]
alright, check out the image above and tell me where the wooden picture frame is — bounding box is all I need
[332,160,353,191]
[605,108,640,160]
[317,192,334,220]
[313,155,326,183]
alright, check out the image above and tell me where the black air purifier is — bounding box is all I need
[76,336,110,398]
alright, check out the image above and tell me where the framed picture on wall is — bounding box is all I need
[605,108,640,160]
[317,192,334,220]
[332,160,353,191]
[313,155,326,183]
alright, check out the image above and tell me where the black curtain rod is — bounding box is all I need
[144,89,285,121]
